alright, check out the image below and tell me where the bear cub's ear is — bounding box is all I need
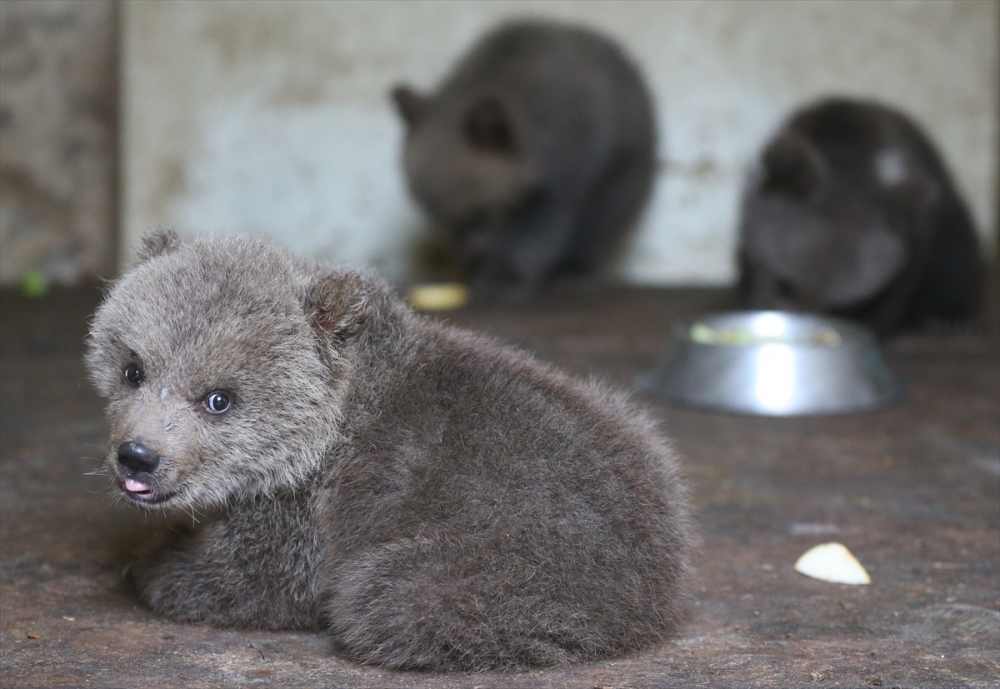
[760,133,828,201]
[136,229,183,263]
[304,271,378,341]
[392,85,431,129]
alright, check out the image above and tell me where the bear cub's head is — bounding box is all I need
[85,231,373,512]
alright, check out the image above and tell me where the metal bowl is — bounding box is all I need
[636,311,900,416]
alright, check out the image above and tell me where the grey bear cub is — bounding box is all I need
[85,231,693,671]
[738,97,982,336]
[393,19,656,299]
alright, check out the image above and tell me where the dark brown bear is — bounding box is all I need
[738,97,982,335]
[393,19,656,299]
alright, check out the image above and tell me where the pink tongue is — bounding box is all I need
[125,478,151,493]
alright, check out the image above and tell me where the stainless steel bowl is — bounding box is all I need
[636,311,900,416]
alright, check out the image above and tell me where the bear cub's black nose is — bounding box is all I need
[118,440,160,474]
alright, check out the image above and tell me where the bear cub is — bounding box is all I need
[738,97,982,336]
[85,231,693,671]
[393,19,656,299]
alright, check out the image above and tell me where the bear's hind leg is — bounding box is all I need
[326,535,577,671]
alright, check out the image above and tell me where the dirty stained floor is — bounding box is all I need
[1,281,998,688]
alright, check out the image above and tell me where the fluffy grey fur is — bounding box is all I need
[85,231,693,671]
[393,19,656,299]
[738,97,982,336]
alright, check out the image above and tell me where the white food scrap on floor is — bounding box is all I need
[794,542,871,585]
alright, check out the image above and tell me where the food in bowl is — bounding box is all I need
[688,321,842,347]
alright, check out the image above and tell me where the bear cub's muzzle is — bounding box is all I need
[116,439,171,504]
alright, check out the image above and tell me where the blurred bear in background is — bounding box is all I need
[392,19,656,300]
[737,97,982,336]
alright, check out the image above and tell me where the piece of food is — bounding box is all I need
[407,283,470,311]
[689,323,841,347]
[794,542,871,585]
[21,270,49,298]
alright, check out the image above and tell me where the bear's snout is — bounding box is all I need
[118,439,161,474]
[115,439,176,504]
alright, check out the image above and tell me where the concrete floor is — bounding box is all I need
[1,282,997,688]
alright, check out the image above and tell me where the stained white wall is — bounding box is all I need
[0,0,118,285]
[122,0,999,285]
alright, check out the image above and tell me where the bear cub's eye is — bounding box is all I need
[204,391,231,415]
[123,363,143,386]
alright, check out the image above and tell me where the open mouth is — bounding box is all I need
[120,477,176,505]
